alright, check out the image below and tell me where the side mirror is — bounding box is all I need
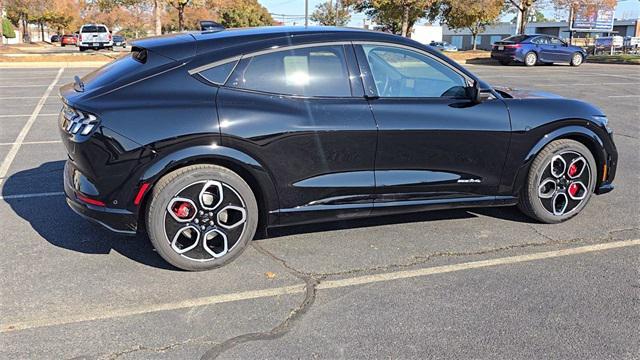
[466,81,492,104]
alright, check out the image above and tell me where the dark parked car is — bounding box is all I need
[112,35,127,47]
[60,34,77,47]
[50,34,60,42]
[491,34,588,66]
[59,27,617,270]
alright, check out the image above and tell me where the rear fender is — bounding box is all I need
[139,145,280,226]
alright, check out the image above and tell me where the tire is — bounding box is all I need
[570,52,584,67]
[79,46,86,52]
[499,60,510,65]
[61,44,65,47]
[524,52,537,66]
[518,139,597,223]
[146,164,258,271]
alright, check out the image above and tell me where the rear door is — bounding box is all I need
[216,43,378,224]
[354,43,512,210]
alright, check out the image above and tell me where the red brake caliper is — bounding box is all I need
[568,183,579,197]
[173,202,193,219]
[568,163,578,177]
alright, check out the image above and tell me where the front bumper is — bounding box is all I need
[64,160,138,235]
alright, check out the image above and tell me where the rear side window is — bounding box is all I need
[233,45,352,97]
[199,60,238,85]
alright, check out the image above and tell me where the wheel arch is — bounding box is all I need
[512,125,607,196]
[136,145,279,233]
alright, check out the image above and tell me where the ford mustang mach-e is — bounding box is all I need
[59,27,616,270]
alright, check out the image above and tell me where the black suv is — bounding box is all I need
[59,27,617,270]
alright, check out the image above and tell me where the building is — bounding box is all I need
[410,24,443,45]
[442,19,640,50]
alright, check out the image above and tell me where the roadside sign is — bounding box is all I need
[570,5,616,32]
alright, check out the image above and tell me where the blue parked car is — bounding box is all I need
[491,34,587,67]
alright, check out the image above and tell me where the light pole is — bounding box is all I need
[305,0,309,27]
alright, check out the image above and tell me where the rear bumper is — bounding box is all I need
[64,160,138,235]
[79,42,113,48]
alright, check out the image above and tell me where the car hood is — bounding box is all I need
[493,86,565,99]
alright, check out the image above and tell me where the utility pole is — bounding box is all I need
[305,0,309,27]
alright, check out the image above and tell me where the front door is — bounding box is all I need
[354,43,512,210]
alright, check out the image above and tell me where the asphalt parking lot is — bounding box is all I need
[0,63,639,359]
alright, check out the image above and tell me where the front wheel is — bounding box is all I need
[518,139,596,223]
[146,164,258,271]
[524,52,537,66]
[570,52,584,66]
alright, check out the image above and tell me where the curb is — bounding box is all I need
[0,61,109,68]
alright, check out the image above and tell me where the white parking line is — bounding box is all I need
[0,96,43,100]
[1,239,638,333]
[0,113,58,118]
[0,68,63,186]
[0,84,51,88]
[0,192,64,201]
[535,82,640,87]
[608,95,640,98]
[0,140,62,146]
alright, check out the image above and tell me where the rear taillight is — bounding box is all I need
[62,105,100,136]
[504,44,521,48]
[108,33,112,41]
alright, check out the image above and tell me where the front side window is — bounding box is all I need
[362,45,467,98]
[549,37,564,45]
[234,45,352,97]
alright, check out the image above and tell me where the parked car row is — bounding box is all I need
[50,24,126,51]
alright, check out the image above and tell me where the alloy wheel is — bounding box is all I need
[537,151,590,217]
[163,180,247,261]
[525,53,537,66]
[572,53,583,66]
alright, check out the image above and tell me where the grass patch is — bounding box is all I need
[587,54,640,65]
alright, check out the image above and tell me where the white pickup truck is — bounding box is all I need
[78,24,113,52]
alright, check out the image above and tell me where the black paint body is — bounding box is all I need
[58,27,618,234]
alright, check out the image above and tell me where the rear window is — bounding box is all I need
[502,35,530,43]
[81,26,107,33]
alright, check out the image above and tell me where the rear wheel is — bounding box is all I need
[79,46,86,52]
[146,164,258,271]
[570,52,584,66]
[524,52,537,66]
[518,139,596,223]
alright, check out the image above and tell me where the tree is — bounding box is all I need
[167,0,191,31]
[311,0,351,26]
[218,0,273,28]
[152,0,161,35]
[347,0,437,37]
[506,0,539,34]
[441,0,502,50]
[1,0,4,43]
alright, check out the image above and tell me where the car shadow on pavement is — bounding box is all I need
[4,162,535,268]
[2,161,178,271]
[264,204,536,239]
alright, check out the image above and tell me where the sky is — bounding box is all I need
[259,0,640,27]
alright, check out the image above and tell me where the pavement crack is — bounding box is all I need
[197,243,321,359]
[94,337,216,360]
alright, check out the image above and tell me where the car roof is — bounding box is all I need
[189,26,406,51]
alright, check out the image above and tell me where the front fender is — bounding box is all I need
[502,124,609,196]
[140,144,280,224]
